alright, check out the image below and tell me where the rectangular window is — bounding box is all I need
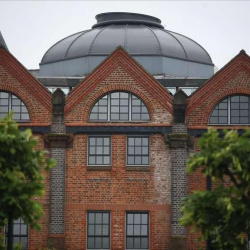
[127,137,150,166]
[5,218,28,250]
[87,212,110,249]
[126,212,149,249]
[88,136,111,166]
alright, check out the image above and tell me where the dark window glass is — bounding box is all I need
[126,212,149,249]
[209,95,250,125]
[87,212,110,249]
[88,137,111,165]
[89,92,150,122]
[0,92,30,121]
[230,95,249,124]
[89,95,108,121]
[209,98,228,124]
[127,137,149,166]
[131,95,150,121]
[5,218,28,250]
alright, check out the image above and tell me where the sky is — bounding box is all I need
[1,1,250,71]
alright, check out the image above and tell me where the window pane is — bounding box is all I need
[96,156,102,164]
[141,214,148,224]
[134,238,141,248]
[127,238,133,249]
[103,213,109,224]
[209,117,218,124]
[135,147,142,154]
[141,238,148,248]
[102,225,109,236]
[96,146,102,154]
[129,138,134,146]
[219,110,227,116]
[103,156,110,165]
[132,114,140,120]
[88,237,94,248]
[21,225,27,235]
[135,138,142,146]
[135,156,142,165]
[240,103,249,109]
[231,96,239,102]
[103,147,109,154]
[240,96,248,102]
[127,156,134,165]
[95,237,102,248]
[141,225,147,236]
[142,138,149,146]
[89,147,95,154]
[127,225,133,236]
[89,156,95,165]
[142,147,148,155]
[231,103,239,109]
[142,156,149,165]
[89,213,95,224]
[134,214,141,224]
[231,117,239,124]
[240,117,249,124]
[240,110,248,116]
[231,110,239,117]
[96,213,102,224]
[95,225,102,235]
[134,225,141,235]
[120,114,129,120]
[141,114,150,120]
[103,238,109,249]
[88,225,95,235]
[127,214,133,224]
[219,117,228,124]
[14,225,20,235]
[104,138,110,146]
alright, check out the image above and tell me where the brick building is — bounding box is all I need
[0,12,250,250]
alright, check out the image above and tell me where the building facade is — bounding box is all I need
[1,12,250,250]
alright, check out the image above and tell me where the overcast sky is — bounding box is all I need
[1,1,250,71]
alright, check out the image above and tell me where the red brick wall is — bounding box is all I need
[65,134,171,249]
[66,66,172,125]
[186,53,250,128]
[0,65,51,124]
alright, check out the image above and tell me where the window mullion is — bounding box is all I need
[228,97,230,124]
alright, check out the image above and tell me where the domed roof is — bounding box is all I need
[40,12,213,66]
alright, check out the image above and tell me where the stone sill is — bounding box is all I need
[87,166,112,171]
[126,166,150,171]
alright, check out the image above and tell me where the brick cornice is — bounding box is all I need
[66,47,173,115]
[0,48,52,111]
[187,52,250,116]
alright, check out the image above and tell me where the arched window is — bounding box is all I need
[209,95,250,124]
[0,92,30,121]
[89,92,150,122]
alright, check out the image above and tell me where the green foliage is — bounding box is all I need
[0,113,55,248]
[180,129,250,250]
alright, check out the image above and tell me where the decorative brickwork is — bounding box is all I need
[50,148,66,234]
[169,124,188,239]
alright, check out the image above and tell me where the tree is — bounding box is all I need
[0,114,55,250]
[180,129,250,250]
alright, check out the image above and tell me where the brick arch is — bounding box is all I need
[84,84,155,122]
[0,86,35,122]
[204,88,250,125]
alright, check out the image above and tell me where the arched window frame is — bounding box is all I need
[209,95,250,125]
[0,91,30,122]
[89,91,150,122]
